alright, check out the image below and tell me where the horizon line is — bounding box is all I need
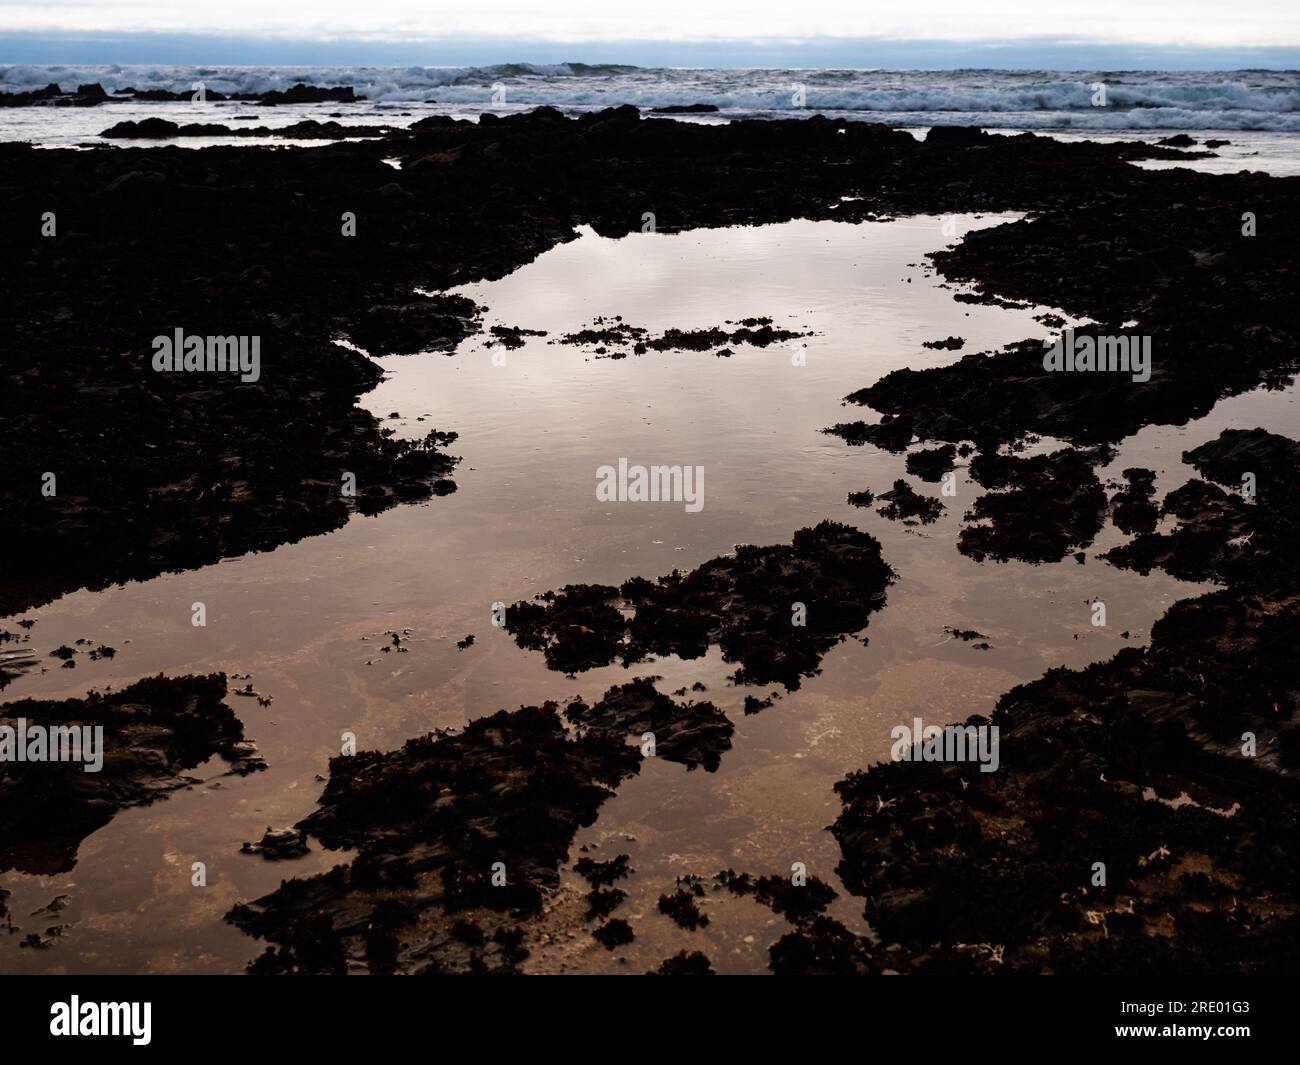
[3,32,1300,71]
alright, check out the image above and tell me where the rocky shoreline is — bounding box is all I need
[0,81,362,108]
[0,105,1242,614]
[3,106,1298,973]
[226,522,893,973]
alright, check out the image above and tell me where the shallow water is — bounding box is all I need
[3,215,1294,973]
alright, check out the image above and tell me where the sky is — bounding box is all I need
[1,0,1298,68]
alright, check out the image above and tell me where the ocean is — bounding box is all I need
[2,63,1298,125]
[7,64,1300,174]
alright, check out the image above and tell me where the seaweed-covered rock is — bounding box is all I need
[959,446,1111,563]
[832,584,1300,974]
[1,674,261,874]
[505,521,893,689]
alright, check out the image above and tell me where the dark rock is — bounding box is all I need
[831,581,1300,973]
[715,869,837,923]
[924,125,991,147]
[658,884,709,929]
[227,703,639,973]
[905,444,957,482]
[241,827,310,860]
[650,104,720,114]
[1,674,262,875]
[504,521,893,689]
[876,479,945,525]
[99,117,179,139]
[1105,429,1300,586]
[592,917,634,949]
[959,446,1111,564]
[1109,467,1159,535]
[574,853,632,886]
[649,949,715,974]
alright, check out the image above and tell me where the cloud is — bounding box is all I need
[1,0,1297,47]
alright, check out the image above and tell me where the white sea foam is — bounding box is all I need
[3,64,1300,131]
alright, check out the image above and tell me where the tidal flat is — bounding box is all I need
[2,109,1297,973]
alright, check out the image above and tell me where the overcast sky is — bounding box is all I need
[2,0,1295,44]
[2,1,1297,66]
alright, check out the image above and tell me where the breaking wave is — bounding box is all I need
[3,64,1300,131]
